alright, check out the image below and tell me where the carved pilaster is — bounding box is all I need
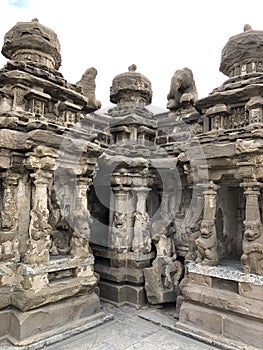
[185,184,205,261]
[23,146,57,264]
[110,186,132,253]
[159,191,172,223]
[132,187,151,254]
[195,181,220,266]
[0,171,20,262]
[240,180,263,274]
[70,177,92,259]
[24,170,52,264]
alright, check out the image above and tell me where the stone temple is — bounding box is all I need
[0,19,262,349]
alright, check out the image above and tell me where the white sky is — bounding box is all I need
[1,0,263,111]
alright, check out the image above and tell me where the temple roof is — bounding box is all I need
[220,24,263,77]
[110,64,152,105]
[1,18,61,70]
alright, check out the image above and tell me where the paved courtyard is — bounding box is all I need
[43,303,220,350]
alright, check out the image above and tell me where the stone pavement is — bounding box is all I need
[42,303,221,350]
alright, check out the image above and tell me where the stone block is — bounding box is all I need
[212,277,238,293]
[188,273,212,287]
[182,283,263,319]
[223,314,263,349]
[238,282,263,301]
[0,309,10,338]
[0,286,11,309]
[95,262,145,284]
[12,276,97,311]
[99,280,147,306]
[145,289,177,305]
[7,293,103,346]
[179,301,223,334]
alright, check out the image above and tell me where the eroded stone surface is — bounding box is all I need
[0,19,263,350]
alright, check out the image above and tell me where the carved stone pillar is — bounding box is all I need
[110,186,132,253]
[160,191,171,222]
[23,170,52,264]
[70,177,92,259]
[23,145,58,264]
[0,171,20,262]
[195,181,220,266]
[132,187,151,254]
[185,183,205,261]
[240,180,263,274]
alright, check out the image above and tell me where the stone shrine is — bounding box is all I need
[0,19,262,350]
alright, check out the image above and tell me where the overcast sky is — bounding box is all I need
[1,0,263,111]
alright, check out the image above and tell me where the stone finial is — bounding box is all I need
[220,24,263,77]
[128,64,137,72]
[110,65,152,105]
[244,24,252,32]
[1,19,61,70]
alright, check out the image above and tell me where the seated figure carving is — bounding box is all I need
[195,220,219,266]
[111,212,129,253]
[241,220,263,275]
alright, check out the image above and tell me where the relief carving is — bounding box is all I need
[195,220,219,266]
[110,212,129,253]
[144,218,183,304]
[241,220,263,274]
[48,189,71,255]
[24,201,52,264]
[69,198,91,259]
[132,211,151,254]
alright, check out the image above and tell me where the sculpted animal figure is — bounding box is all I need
[111,212,129,253]
[76,67,101,109]
[167,67,198,112]
[241,220,263,275]
[195,220,219,266]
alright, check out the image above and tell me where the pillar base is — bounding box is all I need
[93,245,154,306]
[177,261,263,350]
[0,293,109,347]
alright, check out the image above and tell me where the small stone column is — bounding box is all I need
[24,170,52,264]
[240,180,263,274]
[70,177,92,259]
[110,186,131,253]
[195,181,220,266]
[185,183,205,261]
[132,187,151,254]
[160,191,171,222]
[23,146,58,264]
[0,171,20,262]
